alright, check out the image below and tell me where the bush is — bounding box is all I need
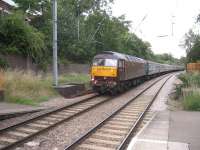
[177,73,200,111]
[174,84,183,99]
[179,73,200,87]
[0,11,46,66]
[0,58,9,69]
[183,93,200,111]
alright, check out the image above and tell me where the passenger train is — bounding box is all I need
[91,51,184,94]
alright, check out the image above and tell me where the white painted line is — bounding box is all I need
[136,138,168,144]
[127,112,157,150]
[168,141,189,150]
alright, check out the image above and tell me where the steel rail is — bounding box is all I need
[0,94,117,150]
[117,74,172,150]
[0,94,98,133]
[64,74,171,150]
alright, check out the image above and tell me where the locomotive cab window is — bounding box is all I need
[93,59,117,67]
[118,60,124,68]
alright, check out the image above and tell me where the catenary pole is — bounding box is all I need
[77,0,80,40]
[52,0,58,86]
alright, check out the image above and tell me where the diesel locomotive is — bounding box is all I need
[91,51,183,94]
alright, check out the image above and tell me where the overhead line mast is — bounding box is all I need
[52,0,58,86]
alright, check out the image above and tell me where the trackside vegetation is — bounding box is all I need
[0,0,184,70]
[0,0,188,105]
[3,70,90,105]
[178,73,200,111]
[183,93,200,111]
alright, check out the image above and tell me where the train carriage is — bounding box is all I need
[91,51,184,94]
[147,61,161,76]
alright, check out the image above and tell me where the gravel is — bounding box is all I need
[13,75,168,150]
[0,93,96,130]
[39,93,97,108]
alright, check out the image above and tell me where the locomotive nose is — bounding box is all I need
[91,66,117,78]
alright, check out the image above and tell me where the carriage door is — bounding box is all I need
[118,59,125,80]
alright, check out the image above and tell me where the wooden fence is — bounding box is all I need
[187,62,200,73]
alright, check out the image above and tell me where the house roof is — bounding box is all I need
[1,0,17,7]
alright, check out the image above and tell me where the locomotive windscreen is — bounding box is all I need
[93,59,117,67]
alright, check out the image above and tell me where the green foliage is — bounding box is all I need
[183,28,200,63]
[8,97,37,106]
[6,0,183,67]
[185,16,200,63]
[187,39,200,63]
[179,73,200,87]
[179,57,187,65]
[0,11,46,64]
[183,29,199,54]
[13,0,50,14]
[59,73,90,84]
[178,73,200,111]
[0,58,9,69]
[175,84,183,99]
[183,93,200,111]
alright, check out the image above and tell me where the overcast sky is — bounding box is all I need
[112,0,200,58]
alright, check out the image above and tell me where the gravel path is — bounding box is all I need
[13,75,168,150]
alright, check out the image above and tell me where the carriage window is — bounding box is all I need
[93,59,117,67]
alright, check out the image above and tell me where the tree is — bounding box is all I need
[0,11,46,65]
[183,29,199,54]
[179,56,186,65]
[187,39,200,62]
[13,0,50,14]
[182,14,200,63]
[9,0,172,66]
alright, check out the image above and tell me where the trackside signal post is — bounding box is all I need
[52,0,58,86]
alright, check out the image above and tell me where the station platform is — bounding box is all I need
[127,74,200,150]
[0,102,47,120]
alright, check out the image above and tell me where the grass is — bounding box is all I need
[59,73,90,84]
[183,92,200,111]
[2,70,90,105]
[178,72,200,111]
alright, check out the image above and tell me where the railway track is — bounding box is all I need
[0,94,114,150]
[0,74,171,150]
[64,74,172,150]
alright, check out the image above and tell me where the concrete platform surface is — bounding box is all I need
[169,111,200,150]
[128,111,189,150]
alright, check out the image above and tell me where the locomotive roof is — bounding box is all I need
[94,51,184,68]
[94,51,146,63]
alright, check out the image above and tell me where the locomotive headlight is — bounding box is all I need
[91,76,95,81]
[94,80,97,84]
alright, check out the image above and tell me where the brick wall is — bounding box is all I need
[47,64,90,74]
[0,54,90,74]
[0,54,38,72]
